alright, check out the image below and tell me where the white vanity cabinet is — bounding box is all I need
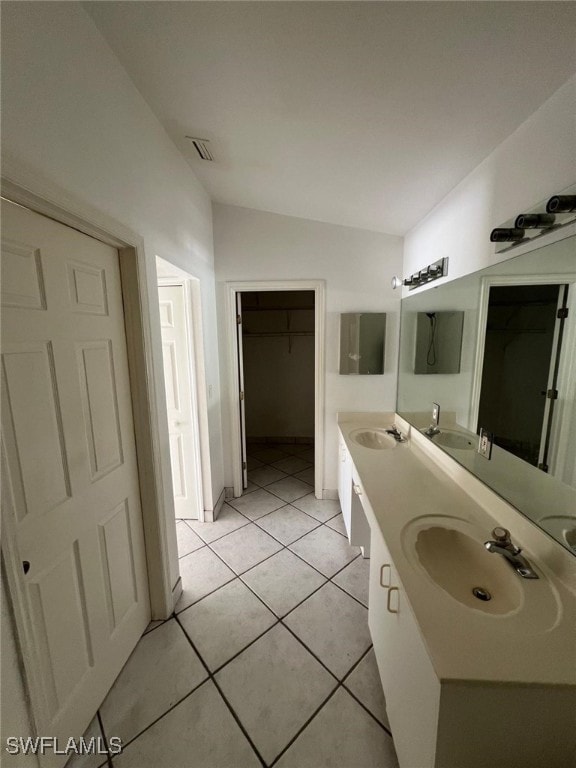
[338,414,576,768]
[338,432,353,536]
[338,431,371,555]
[367,505,440,768]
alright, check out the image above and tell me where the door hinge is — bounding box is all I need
[237,314,242,325]
[557,307,569,319]
[546,389,559,400]
[242,461,247,470]
[240,391,244,401]
[538,462,549,472]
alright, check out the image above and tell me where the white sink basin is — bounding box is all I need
[350,428,397,450]
[537,515,576,552]
[402,516,561,632]
[424,428,475,451]
[414,526,521,615]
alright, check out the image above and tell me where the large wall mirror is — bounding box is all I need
[397,226,576,555]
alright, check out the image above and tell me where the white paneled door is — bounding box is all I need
[158,284,202,519]
[1,200,149,767]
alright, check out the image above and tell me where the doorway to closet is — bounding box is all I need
[226,281,326,499]
[241,290,315,489]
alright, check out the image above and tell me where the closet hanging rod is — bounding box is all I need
[242,306,314,312]
[243,331,314,338]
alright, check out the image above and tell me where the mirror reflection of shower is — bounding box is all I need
[414,311,464,374]
[426,312,437,367]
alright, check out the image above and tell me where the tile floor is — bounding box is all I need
[74,442,399,768]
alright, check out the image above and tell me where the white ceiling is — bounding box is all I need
[86,2,576,236]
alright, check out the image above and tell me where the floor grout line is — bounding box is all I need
[266,685,341,768]
[103,676,213,759]
[96,710,114,768]
[342,682,394,739]
[166,457,392,764]
[199,541,366,687]
[173,615,268,768]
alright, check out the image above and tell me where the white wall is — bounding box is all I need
[213,204,403,491]
[1,2,226,587]
[1,2,223,737]
[404,75,576,284]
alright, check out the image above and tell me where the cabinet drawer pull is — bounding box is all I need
[379,564,391,588]
[353,484,362,496]
[387,586,399,614]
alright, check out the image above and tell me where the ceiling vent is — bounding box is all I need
[185,136,214,161]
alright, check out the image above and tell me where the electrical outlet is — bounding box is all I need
[432,402,440,426]
[478,428,494,459]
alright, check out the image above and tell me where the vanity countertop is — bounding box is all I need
[338,411,576,687]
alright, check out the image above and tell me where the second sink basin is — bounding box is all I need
[424,428,475,451]
[350,428,397,449]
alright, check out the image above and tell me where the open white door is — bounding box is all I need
[158,284,203,519]
[1,200,149,767]
[236,293,248,489]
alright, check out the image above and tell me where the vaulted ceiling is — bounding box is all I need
[86,2,576,235]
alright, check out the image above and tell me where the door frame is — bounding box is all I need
[157,258,212,521]
[1,176,177,735]
[225,280,326,499]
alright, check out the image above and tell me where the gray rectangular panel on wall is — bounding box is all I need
[339,313,386,375]
[414,311,464,374]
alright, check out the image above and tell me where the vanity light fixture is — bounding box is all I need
[491,187,576,252]
[546,195,576,213]
[393,257,448,291]
[490,228,525,243]
[515,213,555,229]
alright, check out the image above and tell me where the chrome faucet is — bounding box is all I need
[424,401,441,436]
[484,527,539,579]
[384,426,406,442]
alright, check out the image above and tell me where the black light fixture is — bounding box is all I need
[514,213,555,229]
[491,189,576,250]
[546,195,576,213]
[490,228,525,243]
